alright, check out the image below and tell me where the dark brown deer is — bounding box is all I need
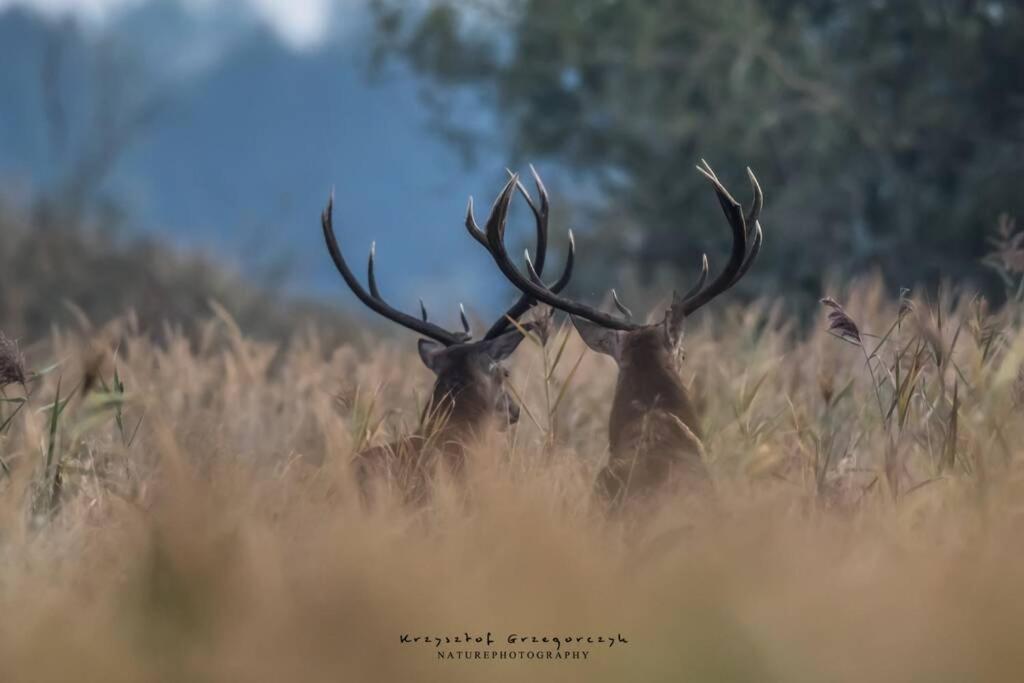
[321,170,572,502]
[482,161,763,510]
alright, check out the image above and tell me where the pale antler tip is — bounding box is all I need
[747,166,762,189]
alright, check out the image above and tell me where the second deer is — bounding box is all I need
[321,171,571,502]
[483,161,764,510]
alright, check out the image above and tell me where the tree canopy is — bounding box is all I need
[372,0,1024,308]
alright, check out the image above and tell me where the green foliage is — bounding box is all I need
[372,0,1024,306]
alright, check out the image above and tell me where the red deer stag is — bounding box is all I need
[482,161,763,510]
[321,171,572,502]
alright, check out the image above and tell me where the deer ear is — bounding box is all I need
[571,316,623,361]
[417,339,450,374]
[477,329,526,362]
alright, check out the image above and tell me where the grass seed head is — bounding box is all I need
[0,332,26,388]
[820,297,862,345]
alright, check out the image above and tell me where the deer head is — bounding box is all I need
[482,160,762,379]
[320,171,573,433]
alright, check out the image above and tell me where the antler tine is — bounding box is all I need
[505,166,548,276]
[745,167,763,233]
[505,165,549,228]
[547,229,575,293]
[728,168,765,286]
[459,303,471,336]
[367,242,380,299]
[481,166,559,339]
[731,221,763,285]
[697,158,719,181]
[611,289,633,320]
[419,298,429,322]
[486,180,640,332]
[529,164,550,221]
[522,246,565,285]
[468,165,550,256]
[680,254,710,302]
[679,162,755,317]
[321,193,466,346]
[703,162,762,233]
[464,196,488,248]
[522,233,576,292]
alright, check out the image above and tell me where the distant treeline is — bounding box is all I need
[372,1,1023,307]
[0,198,357,346]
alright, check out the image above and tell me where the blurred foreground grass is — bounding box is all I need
[2,274,1024,682]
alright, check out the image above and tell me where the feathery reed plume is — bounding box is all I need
[821,296,889,449]
[983,214,1024,275]
[0,332,26,389]
[820,297,862,345]
[983,214,1024,309]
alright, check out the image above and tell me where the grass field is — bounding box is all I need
[2,277,1024,682]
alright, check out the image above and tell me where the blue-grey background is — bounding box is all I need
[3,1,1022,342]
[0,0,526,326]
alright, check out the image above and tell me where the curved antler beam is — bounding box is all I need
[486,175,641,332]
[678,161,763,316]
[467,166,574,340]
[321,193,467,345]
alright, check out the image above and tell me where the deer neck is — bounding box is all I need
[609,351,702,445]
[417,381,494,446]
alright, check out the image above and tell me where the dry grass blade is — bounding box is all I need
[546,321,573,380]
[502,377,544,433]
[942,380,959,472]
[549,348,587,416]
[887,342,924,429]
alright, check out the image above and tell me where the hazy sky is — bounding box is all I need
[0,0,351,49]
[0,0,532,319]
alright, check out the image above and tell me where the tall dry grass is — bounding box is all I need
[2,276,1024,682]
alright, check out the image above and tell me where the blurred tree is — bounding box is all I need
[35,23,164,234]
[0,201,357,346]
[371,0,1024,309]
